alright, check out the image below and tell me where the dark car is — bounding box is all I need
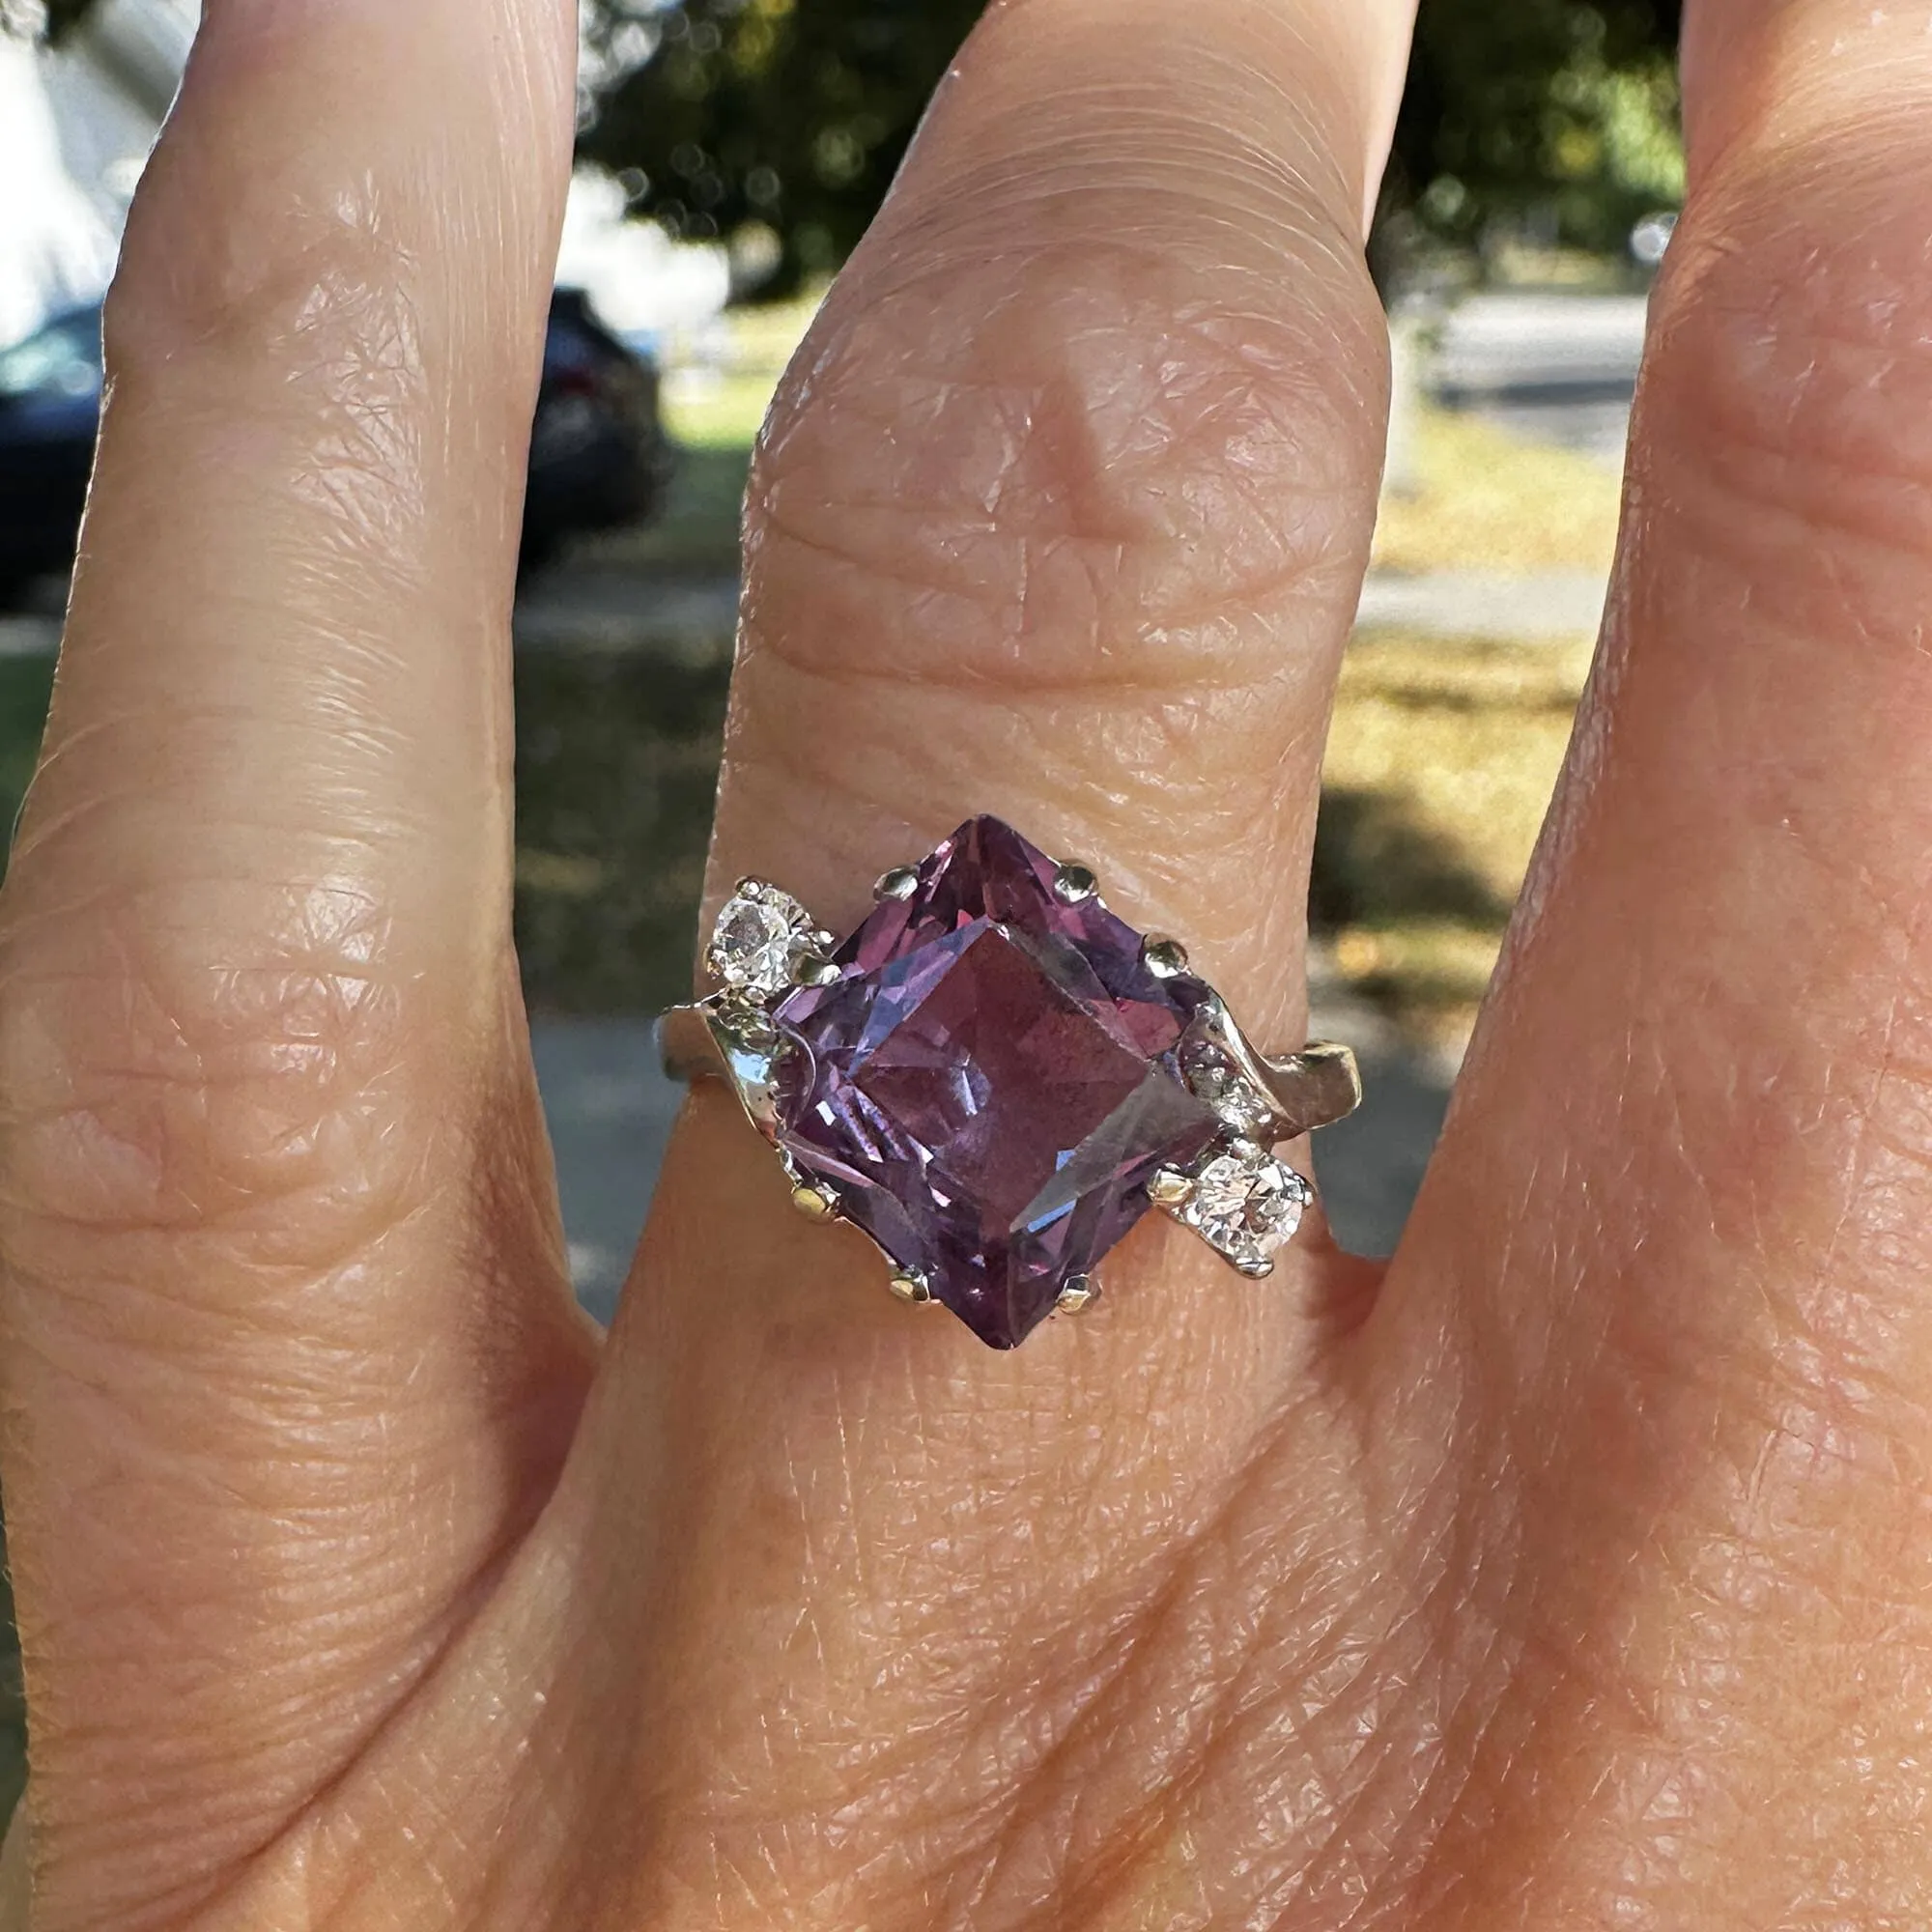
[0,306,100,601]
[524,288,674,576]
[0,289,672,603]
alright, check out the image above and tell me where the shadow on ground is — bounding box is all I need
[1311,784,1513,930]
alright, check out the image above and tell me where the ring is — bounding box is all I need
[659,815,1361,1348]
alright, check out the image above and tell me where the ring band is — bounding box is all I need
[659,815,1361,1348]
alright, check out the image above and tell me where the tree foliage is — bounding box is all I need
[580,0,982,288]
[1389,0,1684,258]
[27,0,1685,289]
[585,0,1684,294]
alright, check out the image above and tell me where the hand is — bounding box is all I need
[5,0,1930,1923]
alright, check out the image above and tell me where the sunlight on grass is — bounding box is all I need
[662,288,822,451]
[1373,407,1623,577]
[503,628,1593,1045]
[1318,633,1594,1048]
[663,369,782,450]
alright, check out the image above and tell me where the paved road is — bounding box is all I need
[1354,567,1605,639]
[1430,289,1646,465]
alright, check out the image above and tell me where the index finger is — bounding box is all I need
[0,0,590,1908]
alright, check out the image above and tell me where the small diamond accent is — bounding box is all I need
[708,885,814,998]
[1180,1040,1278,1137]
[1177,1142,1312,1268]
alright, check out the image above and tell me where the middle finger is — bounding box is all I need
[561,0,1414,1915]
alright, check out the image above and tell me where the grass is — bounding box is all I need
[514,648,730,1014]
[572,289,820,576]
[1316,632,1593,1047]
[507,627,1592,1043]
[1373,405,1623,576]
[582,441,752,574]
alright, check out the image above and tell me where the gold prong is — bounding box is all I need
[792,952,840,988]
[1142,935,1190,980]
[888,1268,935,1305]
[1147,1166,1195,1208]
[789,1180,840,1222]
[873,866,920,902]
[1052,860,1099,905]
[1056,1277,1099,1314]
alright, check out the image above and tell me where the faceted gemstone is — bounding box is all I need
[708,884,812,998]
[772,816,1222,1348]
[1177,1142,1313,1270]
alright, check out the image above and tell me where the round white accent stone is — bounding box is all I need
[1178,1142,1313,1267]
[708,888,811,997]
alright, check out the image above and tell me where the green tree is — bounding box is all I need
[1388,0,1685,260]
[584,0,1683,293]
[27,0,1684,289]
[580,0,984,291]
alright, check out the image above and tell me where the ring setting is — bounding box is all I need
[659,816,1360,1349]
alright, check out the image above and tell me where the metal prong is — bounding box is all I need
[1142,935,1190,980]
[792,952,840,988]
[1262,1040,1363,1132]
[811,928,838,952]
[874,866,920,902]
[1147,1166,1195,1208]
[733,876,767,899]
[789,1180,840,1222]
[1053,861,1098,905]
[888,1267,935,1305]
[1056,1276,1099,1314]
[1233,1255,1275,1281]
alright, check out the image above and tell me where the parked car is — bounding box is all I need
[0,289,673,604]
[0,306,99,602]
[523,288,674,576]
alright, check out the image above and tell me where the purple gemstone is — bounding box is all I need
[772,817,1221,1348]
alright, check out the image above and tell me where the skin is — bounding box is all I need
[2,0,1932,1920]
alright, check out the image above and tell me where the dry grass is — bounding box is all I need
[1317,632,1593,1048]
[1373,405,1623,577]
[502,629,1594,1043]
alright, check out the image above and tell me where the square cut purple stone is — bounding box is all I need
[772,816,1221,1348]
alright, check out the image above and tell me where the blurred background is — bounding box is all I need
[0,0,1682,1821]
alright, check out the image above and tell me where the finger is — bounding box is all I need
[545,0,1413,1912]
[0,0,591,1912]
[1379,0,1932,1915]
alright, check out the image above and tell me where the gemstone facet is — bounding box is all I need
[771,816,1223,1348]
[1174,1141,1313,1273]
[708,882,815,998]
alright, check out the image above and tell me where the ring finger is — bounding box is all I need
[550,0,1415,1916]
